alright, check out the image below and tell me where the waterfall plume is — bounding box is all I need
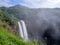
[18,20,29,41]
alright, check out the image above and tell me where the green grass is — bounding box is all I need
[0,27,37,45]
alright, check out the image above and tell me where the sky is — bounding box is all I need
[0,0,60,8]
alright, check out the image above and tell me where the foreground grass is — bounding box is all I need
[0,27,37,45]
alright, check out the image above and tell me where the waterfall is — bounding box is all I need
[18,22,24,39]
[18,20,29,41]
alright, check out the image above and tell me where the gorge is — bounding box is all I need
[1,5,60,45]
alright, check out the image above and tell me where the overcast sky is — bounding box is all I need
[0,0,60,8]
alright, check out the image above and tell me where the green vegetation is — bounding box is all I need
[0,27,37,45]
[0,8,18,35]
[0,9,18,25]
[0,7,37,45]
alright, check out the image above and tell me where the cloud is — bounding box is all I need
[19,0,60,8]
[0,0,20,7]
[0,0,60,8]
[0,0,12,7]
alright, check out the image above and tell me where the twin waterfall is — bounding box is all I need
[18,20,29,41]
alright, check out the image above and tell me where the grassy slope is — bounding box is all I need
[0,8,37,45]
[0,17,37,45]
[0,27,37,45]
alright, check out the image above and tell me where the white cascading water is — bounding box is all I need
[18,21,24,39]
[18,20,29,41]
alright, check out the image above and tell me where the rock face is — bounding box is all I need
[1,5,60,45]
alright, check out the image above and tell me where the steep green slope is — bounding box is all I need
[0,8,18,25]
[0,27,37,45]
[0,7,37,45]
[0,8,19,35]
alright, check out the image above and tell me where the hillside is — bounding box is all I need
[5,5,60,45]
[1,5,60,45]
[0,6,38,45]
[0,8,19,35]
[0,27,37,45]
